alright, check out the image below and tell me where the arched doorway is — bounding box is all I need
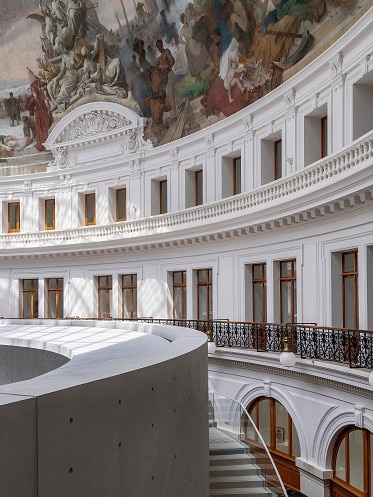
[245,396,301,492]
[331,427,372,497]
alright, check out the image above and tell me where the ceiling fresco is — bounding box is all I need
[0,0,369,154]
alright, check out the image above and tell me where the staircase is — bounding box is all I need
[209,427,277,497]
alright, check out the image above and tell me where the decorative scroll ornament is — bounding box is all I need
[120,129,138,154]
[52,146,69,169]
[62,112,130,142]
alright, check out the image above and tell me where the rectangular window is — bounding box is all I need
[46,278,63,318]
[252,263,266,322]
[116,188,126,221]
[8,201,20,233]
[22,279,38,318]
[321,116,328,158]
[342,250,358,329]
[233,157,241,195]
[197,269,213,321]
[274,140,282,180]
[172,271,187,319]
[160,180,167,214]
[44,198,55,230]
[195,170,203,206]
[280,260,297,323]
[85,193,96,225]
[121,274,137,319]
[98,275,112,319]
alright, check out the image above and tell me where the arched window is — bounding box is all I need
[331,427,372,497]
[246,397,301,491]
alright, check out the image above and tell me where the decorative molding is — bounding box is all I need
[62,111,130,142]
[329,52,343,78]
[284,88,296,109]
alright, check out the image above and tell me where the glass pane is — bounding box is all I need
[253,282,265,322]
[246,403,257,441]
[343,252,356,273]
[9,203,19,230]
[123,289,131,318]
[281,261,293,277]
[253,264,264,280]
[23,279,34,290]
[198,270,208,283]
[291,419,301,457]
[45,200,54,228]
[160,181,167,213]
[23,293,34,318]
[196,171,203,205]
[234,158,241,194]
[86,195,95,223]
[173,271,182,284]
[258,399,271,446]
[99,290,111,318]
[122,274,134,286]
[349,430,364,491]
[344,278,356,329]
[275,402,289,453]
[281,281,292,323]
[116,189,126,220]
[335,438,346,481]
[173,287,182,319]
[199,286,208,320]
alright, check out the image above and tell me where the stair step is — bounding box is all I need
[210,453,256,466]
[210,487,275,496]
[210,475,266,490]
[210,464,260,477]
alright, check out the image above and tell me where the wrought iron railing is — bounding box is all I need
[127,318,373,369]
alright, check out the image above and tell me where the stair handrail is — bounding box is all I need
[209,389,289,497]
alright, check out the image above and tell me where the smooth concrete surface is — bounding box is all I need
[0,319,209,497]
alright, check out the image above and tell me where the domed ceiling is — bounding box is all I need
[0,0,369,151]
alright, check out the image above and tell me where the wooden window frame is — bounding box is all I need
[44,198,55,230]
[197,268,213,321]
[116,188,126,222]
[252,263,267,323]
[46,278,63,319]
[85,193,96,226]
[342,250,359,329]
[22,279,38,318]
[233,157,241,195]
[121,274,137,319]
[274,139,282,180]
[332,427,371,497]
[280,259,297,324]
[98,275,112,319]
[195,169,203,206]
[172,270,187,320]
[8,201,20,233]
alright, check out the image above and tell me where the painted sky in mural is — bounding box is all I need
[0,0,369,151]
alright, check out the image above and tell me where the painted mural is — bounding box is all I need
[0,0,369,154]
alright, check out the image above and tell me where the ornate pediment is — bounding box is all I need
[45,102,152,170]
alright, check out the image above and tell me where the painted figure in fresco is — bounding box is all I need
[48,43,80,112]
[66,0,86,39]
[145,65,171,141]
[223,55,244,103]
[179,12,212,82]
[22,116,37,145]
[154,39,180,121]
[5,93,21,126]
[39,1,57,52]
[30,80,51,152]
